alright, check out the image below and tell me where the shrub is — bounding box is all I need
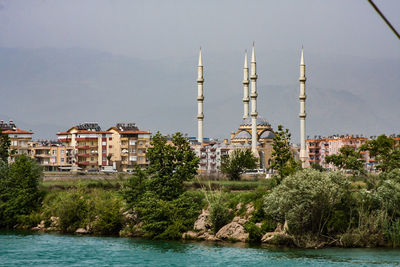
[207,192,232,234]
[263,169,350,236]
[244,222,262,243]
[89,190,124,235]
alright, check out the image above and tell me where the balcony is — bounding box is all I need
[78,153,89,157]
[77,145,89,149]
[79,161,90,165]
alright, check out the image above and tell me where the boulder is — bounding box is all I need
[182,231,199,240]
[50,216,60,228]
[232,216,247,225]
[215,222,249,242]
[194,209,211,231]
[198,231,220,242]
[261,232,294,246]
[245,203,254,217]
[32,220,46,231]
[75,228,89,234]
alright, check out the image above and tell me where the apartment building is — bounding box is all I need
[57,123,112,171]
[306,135,372,170]
[108,123,151,171]
[0,120,33,163]
[29,140,74,171]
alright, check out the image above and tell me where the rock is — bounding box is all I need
[232,216,247,225]
[275,223,283,232]
[261,232,294,246]
[245,203,254,217]
[215,222,249,242]
[198,231,220,242]
[236,203,242,211]
[255,222,262,228]
[283,220,289,233]
[194,209,211,231]
[182,231,199,240]
[32,220,46,231]
[75,228,89,234]
[50,216,59,227]
[122,210,137,222]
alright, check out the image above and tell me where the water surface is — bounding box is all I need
[0,232,399,266]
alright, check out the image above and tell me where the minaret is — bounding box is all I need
[299,48,307,167]
[197,48,204,143]
[243,50,250,119]
[250,43,258,155]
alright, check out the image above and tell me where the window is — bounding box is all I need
[109,137,112,141]
[91,141,94,146]
[52,150,56,155]
[109,145,112,148]
[139,141,143,145]
[61,150,64,155]
[91,157,94,161]
[61,158,65,163]
[138,149,142,154]
[130,149,136,153]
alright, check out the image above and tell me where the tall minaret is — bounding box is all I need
[243,50,250,119]
[250,43,258,155]
[299,48,307,167]
[197,48,204,143]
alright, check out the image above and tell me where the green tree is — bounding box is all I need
[0,155,43,228]
[121,132,203,239]
[0,129,11,163]
[220,149,258,180]
[269,125,300,181]
[361,135,400,172]
[145,132,200,200]
[325,146,365,175]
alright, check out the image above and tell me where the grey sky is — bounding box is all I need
[0,0,399,142]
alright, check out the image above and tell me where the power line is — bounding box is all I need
[367,0,400,40]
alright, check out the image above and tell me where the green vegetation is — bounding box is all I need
[325,146,365,175]
[220,149,258,180]
[269,125,300,181]
[2,129,400,249]
[0,129,11,162]
[121,132,203,239]
[0,155,43,228]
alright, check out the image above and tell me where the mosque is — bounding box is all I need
[196,44,307,169]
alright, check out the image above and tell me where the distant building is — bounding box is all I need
[306,135,374,170]
[57,123,112,171]
[29,140,74,171]
[0,120,33,163]
[107,123,151,171]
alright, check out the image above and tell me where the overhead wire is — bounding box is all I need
[367,0,400,40]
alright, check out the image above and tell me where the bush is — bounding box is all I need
[89,190,124,235]
[244,222,262,243]
[135,191,203,239]
[263,169,350,236]
[44,189,89,232]
[208,192,232,234]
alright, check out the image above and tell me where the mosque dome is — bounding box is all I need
[259,130,275,139]
[233,130,251,139]
[241,117,271,126]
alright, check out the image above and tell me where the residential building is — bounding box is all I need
[57,123,112,171]
[0,120,33,163]
[107,123,151,171]
[29,140,74,171]
[306,135,373,170]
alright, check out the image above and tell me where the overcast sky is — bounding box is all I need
[0,0,399,142]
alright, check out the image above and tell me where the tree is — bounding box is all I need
[361,134,400,172]
[269,125,300,181]
[0,129,11,163]
[220,149,258,180]
[145,132,200,201]
[121,132,202,239]
[325,146,365,175]
[0,155,43,228]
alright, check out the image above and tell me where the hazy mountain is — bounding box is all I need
[0,47,399,142]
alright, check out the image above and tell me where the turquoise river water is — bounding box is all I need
[1,232,400,266]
